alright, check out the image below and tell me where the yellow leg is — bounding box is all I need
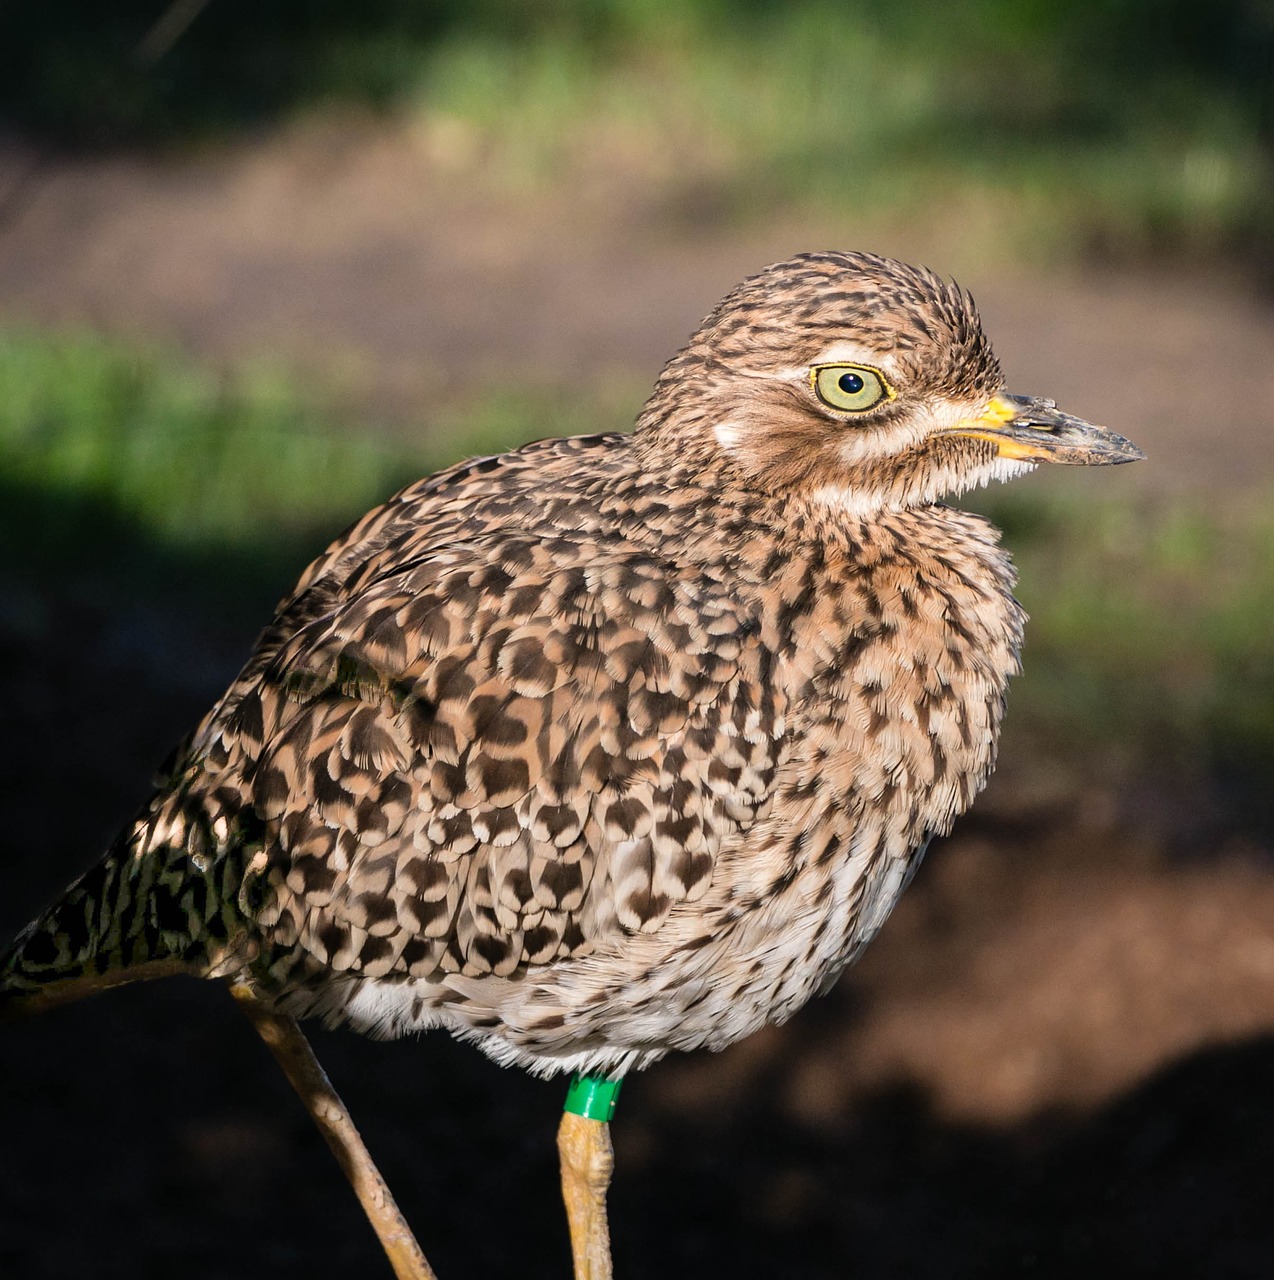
[557,1109,615,1280]
[231,982,438,1280]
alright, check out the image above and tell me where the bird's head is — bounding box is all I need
[637,250,1143,516]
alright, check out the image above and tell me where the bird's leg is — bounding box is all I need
[230,982,438,1280]
[558,1113,614,1280]
[558,1075,623,1280]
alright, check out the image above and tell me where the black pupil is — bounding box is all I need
[838,371,865,396]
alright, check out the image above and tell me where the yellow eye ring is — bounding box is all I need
[811,363,894,414]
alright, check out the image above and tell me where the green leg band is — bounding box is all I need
[563,1072,623,1121]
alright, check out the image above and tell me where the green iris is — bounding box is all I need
[813,363,890,413]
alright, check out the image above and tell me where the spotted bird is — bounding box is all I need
[0,251,1144,1279]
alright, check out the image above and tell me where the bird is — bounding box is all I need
[0,250,1143,1279]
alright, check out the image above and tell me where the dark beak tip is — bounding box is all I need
[1051,418,1146,466]
[1106,432,1147,464]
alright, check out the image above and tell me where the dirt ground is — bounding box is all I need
[3,118,1273,493]
[2,119,1274,1278]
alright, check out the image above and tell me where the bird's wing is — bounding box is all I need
[196,527,786,981]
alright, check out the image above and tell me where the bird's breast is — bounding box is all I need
[695,507,1025,1006]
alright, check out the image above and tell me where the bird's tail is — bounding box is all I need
[0,788,257,1019]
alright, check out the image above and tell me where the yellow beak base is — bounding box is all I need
[947,394,1145,467]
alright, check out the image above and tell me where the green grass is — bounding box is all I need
[2,328,1271,826]
[409,6,1267,260]
[4,0,1271,263]
[0,333,408,553]
[0,329,637,611]
[978,487,1274,828]
[0,332,651,562]
[0,330,427,620]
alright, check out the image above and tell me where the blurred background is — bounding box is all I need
[1,2,1273,1276]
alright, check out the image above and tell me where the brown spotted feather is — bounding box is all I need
[2,251,1026,1079]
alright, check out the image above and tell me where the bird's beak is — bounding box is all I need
[944,394,1146,466]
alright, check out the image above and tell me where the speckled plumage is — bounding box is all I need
[4,251,1043,1081]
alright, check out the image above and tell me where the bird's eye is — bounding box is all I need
[812,364,890,413]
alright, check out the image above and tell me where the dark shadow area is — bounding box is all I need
[0,476,306,624]
[615,1036,1274,1280]
[2,974,1272,1278]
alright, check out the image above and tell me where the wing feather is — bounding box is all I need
[189,499,785,982]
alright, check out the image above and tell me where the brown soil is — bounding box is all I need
[2,118,1273,494]
[2,118,1274,1278]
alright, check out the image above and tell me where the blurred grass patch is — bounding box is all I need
[2,0,1271,263]
[0,330,417,611]
[978,487,1274,831]
[0,329,618,611]
[2,328,1271,827]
